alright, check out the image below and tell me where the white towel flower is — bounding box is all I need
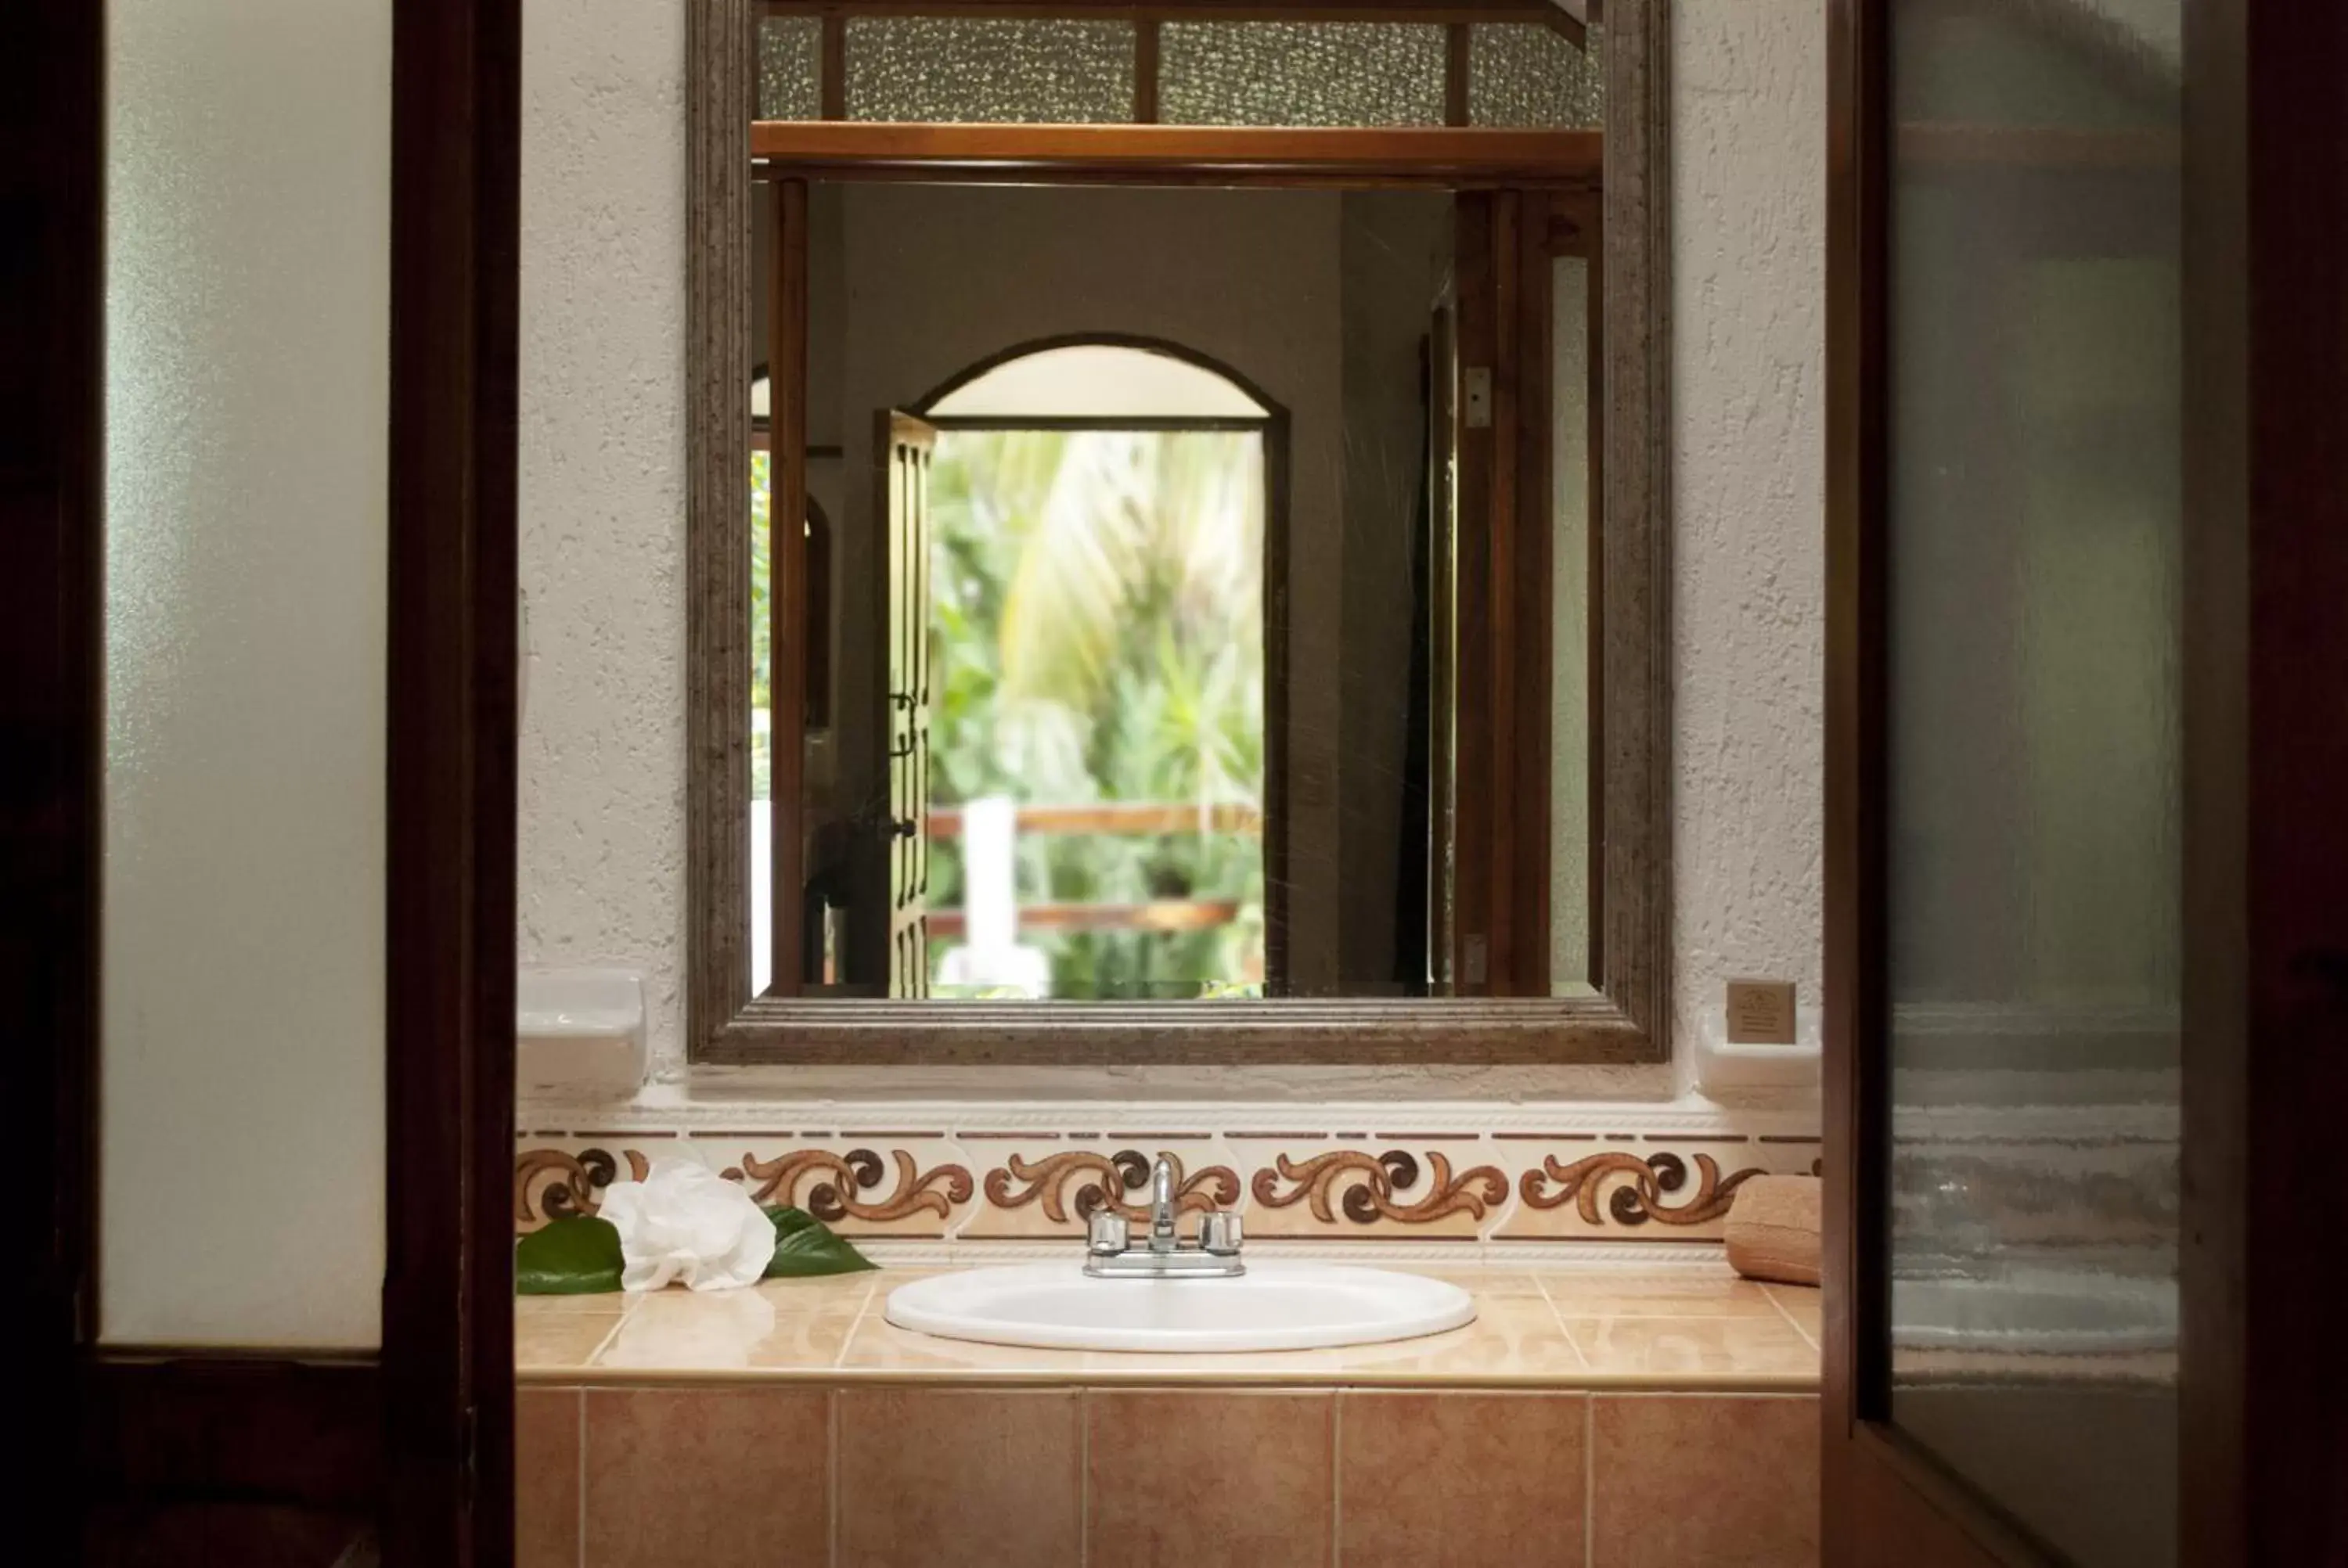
[594,1157,776,1291]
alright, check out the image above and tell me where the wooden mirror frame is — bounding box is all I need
[683,0,1671,1066]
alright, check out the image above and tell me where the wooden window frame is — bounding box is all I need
[684,0,1670,1066]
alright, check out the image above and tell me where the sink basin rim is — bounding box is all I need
[883,1261,1477,1354]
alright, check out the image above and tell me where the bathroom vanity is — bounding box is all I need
[514,1262,1821,1564]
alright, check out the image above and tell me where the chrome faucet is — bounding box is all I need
[1085,1153,1245,1278]
[1149,1153,1178,1253]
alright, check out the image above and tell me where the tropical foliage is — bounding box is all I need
[927,429,1266,997]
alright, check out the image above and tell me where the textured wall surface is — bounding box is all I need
[1669,0,1828,1085]
[517,0,691,1065]
[517,0,1827,1104]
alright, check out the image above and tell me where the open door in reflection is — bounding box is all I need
[880,410,936,998]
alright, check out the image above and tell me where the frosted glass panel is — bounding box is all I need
[1470,23,1605,128]
[1882,2,2182,1563]
[846,16,1133,124]
[103,0,390,1350]
[759,14,821,120]
[1160,23,1446,128]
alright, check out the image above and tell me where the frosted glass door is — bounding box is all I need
[1879,3,2184,1564]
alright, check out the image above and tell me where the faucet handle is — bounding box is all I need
[1197,1210,1244,1257]
[1087,1207,1129,1256]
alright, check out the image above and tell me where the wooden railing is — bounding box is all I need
[927,799,1259,939]
[927,898,1241,940]
[925,800,1262,839]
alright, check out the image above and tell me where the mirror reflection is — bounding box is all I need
[751,182,1597,1001]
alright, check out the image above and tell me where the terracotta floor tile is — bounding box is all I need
[1561,1313,1819,1385]
[1590,1395,1818,1566]
[1333,1299,1587,1381]
[1760,1283,1823,1347]
[1087,1390,1334,1567]
[839,1314,1089,1377]
[1540,1272,1788,1318]
[589,1283,862,1372]
[1338,1391,1586,1567]
[836,1388,1080,1566]
[1378,1267,1550,1299]
[515,1305,627,1374]
[582,1387,829,1567]
[515,1389,581,1568]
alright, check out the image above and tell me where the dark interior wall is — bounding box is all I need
[1339,191,1452,987]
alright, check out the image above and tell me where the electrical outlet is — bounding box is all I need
[1464,366,1493,428]
[1725,979,1797,1045]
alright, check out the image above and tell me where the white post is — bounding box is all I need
[937,793,1051,995]
[963,794,1018,954]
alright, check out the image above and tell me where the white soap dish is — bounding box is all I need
[517,966,646,1099]
[1694,1005,1820,1098]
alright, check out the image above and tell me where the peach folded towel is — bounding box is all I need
[1724,1174,1821,1287]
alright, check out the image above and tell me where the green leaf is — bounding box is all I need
[762,1205,877,1277]
[516,1216,625,1295]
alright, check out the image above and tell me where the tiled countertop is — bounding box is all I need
[517,1265,1821,1390]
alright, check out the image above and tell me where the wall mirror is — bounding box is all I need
[687,0,1669,1064]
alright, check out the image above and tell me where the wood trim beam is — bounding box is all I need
[384,0,521,1559]
[752,121,1601,185]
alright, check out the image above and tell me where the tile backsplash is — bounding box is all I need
[514,1108,1825,1251]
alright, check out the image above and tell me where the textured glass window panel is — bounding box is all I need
[1470,23,1604,128]
[758,16,822,120]
[1160,23,1446,128]
[1882,2,2184,1564]
[845,17,1133,124]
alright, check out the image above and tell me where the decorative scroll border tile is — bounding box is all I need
[983,1149,1242,1225]
[513,1143,654,1232]
[1249,1149,1511,1237]
[728,1147,975,1227]
[513,1114,1828,1245]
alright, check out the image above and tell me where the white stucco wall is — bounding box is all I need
[517,0,1826,1106]
[518,0,691,1065]
[1669,0,1828,1085]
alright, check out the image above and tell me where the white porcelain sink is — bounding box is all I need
[884,1261,1475,1353]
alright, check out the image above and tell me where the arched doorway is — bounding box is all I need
[900,336,1290,1000]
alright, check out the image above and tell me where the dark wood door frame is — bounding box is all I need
[381,0,522,1561]
[1824,0,2348,1563]
[4,2,103,1563]
[6,0,521,1562]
